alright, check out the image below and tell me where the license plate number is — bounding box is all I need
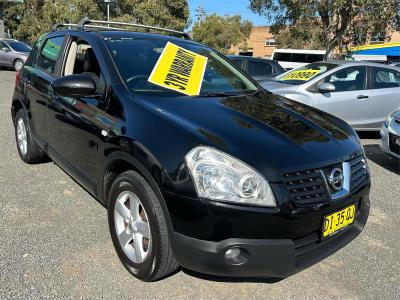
[323,204,356,238]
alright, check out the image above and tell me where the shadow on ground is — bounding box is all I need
[364,144,400,175]
[182,268,283,284]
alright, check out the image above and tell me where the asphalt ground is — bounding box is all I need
[0,70,399,299]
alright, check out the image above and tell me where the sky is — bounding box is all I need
[188,0,269,27]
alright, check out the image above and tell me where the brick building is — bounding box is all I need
[232,25,400,59]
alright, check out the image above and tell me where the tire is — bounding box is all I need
[108,170,178,281]
[14,59,23,71]
[14,109,47,164]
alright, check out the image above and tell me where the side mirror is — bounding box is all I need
[52,74,96,97]
[1,47,10,52]
[318,82,335,93]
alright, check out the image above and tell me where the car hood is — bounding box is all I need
[139,91,362,182]
[261,80,299,93]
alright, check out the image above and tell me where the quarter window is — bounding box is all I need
[37,36,64,75]
[322,67,366,92]
[371,67,400,89]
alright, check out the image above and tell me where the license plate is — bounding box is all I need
[323,204,356,238]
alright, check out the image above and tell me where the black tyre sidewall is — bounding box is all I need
[108,172,164,281]
[14,110,33,163]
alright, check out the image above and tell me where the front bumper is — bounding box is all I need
[171,195,369,278]
[380,121,400,159]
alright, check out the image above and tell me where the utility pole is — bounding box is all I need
[195,4,206,23]
[104,0,112,22]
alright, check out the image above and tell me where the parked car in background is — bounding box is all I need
[227,55,285,82]
[0,39,31,71]
[271,49,326,70]
[380,110,400,159]
[262,61,400,131]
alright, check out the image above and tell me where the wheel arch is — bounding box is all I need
[99,151,174,233]
[11,98,25,124]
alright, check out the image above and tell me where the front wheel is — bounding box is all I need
[14,59,23,71]
[108,170,178,281]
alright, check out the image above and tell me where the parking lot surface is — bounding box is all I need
[0,70,399,299]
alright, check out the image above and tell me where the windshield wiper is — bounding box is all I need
[199,92,239,97]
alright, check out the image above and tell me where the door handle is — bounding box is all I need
[357,95,369,99]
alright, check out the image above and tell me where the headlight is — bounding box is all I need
[185,146,276,207]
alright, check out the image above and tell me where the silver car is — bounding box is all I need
[380,111,400,159]
[0,39,31,71]
[262,61,400,131]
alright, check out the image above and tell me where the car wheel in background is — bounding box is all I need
[108,170,179,281]
[14,109,47,164]
[14,59,23,71]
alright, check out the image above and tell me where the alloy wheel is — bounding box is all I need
[114,191,151,264]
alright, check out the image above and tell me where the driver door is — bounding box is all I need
[47,36,114,192]
[312,66,372,129]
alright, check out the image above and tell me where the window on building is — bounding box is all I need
[371,32,386,43]
[265,39,276,46]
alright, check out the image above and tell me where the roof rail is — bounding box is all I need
[76,19,192,40]
[51,23,78,32]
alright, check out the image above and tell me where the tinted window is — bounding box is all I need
[307,54,324,63]
[8,41,31,52]
[230,59,243,68]
[371,67,400,89]
[273,52,291,61]
[37,36,64,74]
[292,53,307,63]
[0,41,9,50]
[247,60,273,76]
[322,67,366,92]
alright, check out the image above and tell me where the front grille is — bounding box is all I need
[389,133,400,155]
[350,155,369,193]
[283,170,329,205]
[284,154,369,205]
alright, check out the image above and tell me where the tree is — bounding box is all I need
[4,0,189,44]
[192,14,252,54]
[249,0,400,57]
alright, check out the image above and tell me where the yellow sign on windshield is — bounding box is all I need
[148,42,208,96]
[281,69,321,81]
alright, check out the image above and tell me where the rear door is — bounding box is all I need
[313,66,372,129]
[368,66,400,130]
[25,35,65,146]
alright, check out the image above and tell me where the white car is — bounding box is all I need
[262,61,400,131]
[380,111,400,159]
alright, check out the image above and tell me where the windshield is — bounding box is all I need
[105,38,258,96]
[8,41,31,53]
[275,62,338,85]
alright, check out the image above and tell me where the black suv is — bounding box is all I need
[11,19,370,282]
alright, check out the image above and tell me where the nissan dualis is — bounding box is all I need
[11,19,370,282]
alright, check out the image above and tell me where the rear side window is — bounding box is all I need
[371,67,400,89]
[230,59,243,68]
[0,41,9,50]
[37,36,64,75]
[247,60,273,76]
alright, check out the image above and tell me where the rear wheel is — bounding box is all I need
[108,170,178,281]
[14,59,23,71]
[14,109,47,164]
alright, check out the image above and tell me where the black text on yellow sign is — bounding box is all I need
[148,42,208,96]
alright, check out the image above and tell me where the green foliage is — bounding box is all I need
[4,0,189,44]
[249,0,400,57]
[192,14,252,54]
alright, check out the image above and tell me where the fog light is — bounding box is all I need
[224,247,248,265]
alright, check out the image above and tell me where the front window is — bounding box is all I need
[275,62,338,85]
[105,38,258,96]
[7,41,31,53]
